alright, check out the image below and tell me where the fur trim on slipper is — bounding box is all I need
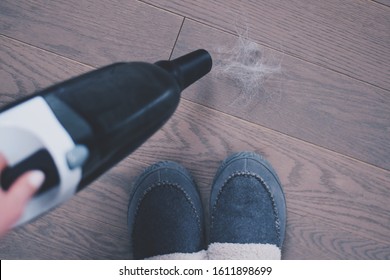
[207,243,281,260]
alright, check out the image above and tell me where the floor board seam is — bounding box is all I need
[371,0,390,8]
[169,17,186,60]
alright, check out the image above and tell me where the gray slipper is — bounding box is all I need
[208,152,286,259]
[127,161,205,259]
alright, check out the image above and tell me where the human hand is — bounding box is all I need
[0,154,45,237]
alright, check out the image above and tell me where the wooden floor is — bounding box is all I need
[0,0,389,259]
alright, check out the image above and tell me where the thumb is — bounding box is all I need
[4,170,45,225]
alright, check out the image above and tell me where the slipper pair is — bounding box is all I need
[127,152,286,260]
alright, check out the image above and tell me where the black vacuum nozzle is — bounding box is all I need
[155,49,212,91]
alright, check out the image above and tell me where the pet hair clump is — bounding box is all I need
[214,34,281,102]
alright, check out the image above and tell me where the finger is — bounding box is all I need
[7,170,45,205]
[4,170,45,225]
[0,153,7,171]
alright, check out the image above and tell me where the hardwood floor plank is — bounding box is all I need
[60,157,147,229]
[142,0,390,90]
[0,0,183,66]
[0,35,92,107]
[0,207,132,259]
[284,214,390,259]
[171,19,390,171]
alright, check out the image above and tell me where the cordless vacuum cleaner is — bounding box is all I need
[0,49,212,227]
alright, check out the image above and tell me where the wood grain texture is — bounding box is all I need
[171,20,390,171]
[1,14,390,259]
[0,0,183,66]
[284,215,390,259]
[0,35,91,107]
[142,0,390,90]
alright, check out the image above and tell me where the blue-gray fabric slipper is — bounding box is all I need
[128,161,205,259]
[208,152,286,259]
